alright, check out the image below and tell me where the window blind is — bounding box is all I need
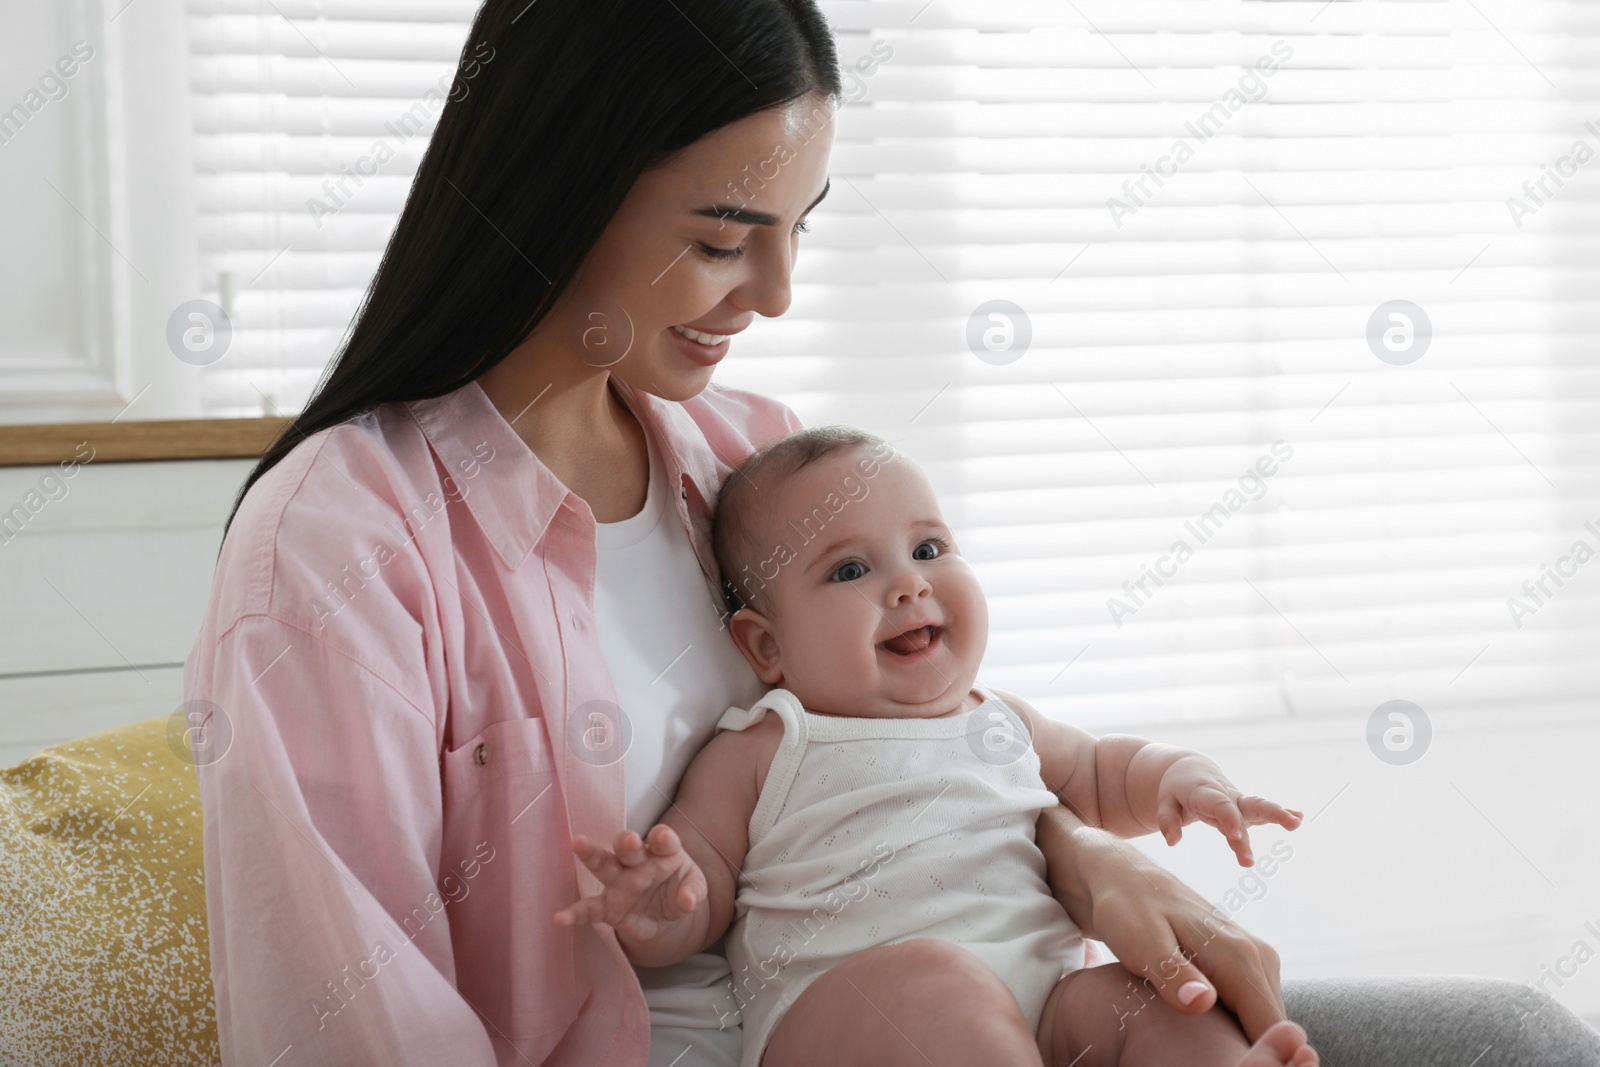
[186,0,480,417]
[187,0,1600,728]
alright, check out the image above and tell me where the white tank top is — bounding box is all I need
[592,430,768,1029]
[714,685,1086,1067]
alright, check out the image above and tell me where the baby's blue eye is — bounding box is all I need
[913,540,941,561]
[831,561,866,582]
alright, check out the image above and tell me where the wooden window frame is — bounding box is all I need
[0,418,290,467]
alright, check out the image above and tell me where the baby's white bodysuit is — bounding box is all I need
[714,685,1085,1067]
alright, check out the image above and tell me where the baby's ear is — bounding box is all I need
[726,607,784,685]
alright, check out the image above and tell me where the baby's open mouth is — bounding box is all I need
[880,625,940,656]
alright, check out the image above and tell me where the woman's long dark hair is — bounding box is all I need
[224,0,841,534]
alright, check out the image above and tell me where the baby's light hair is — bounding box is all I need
[712,425,892,616]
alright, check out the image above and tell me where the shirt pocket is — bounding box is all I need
[441,716,582,1041]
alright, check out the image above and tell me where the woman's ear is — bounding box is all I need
[727,606,784,685]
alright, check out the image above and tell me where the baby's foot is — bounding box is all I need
[1238,1020,1319,1067]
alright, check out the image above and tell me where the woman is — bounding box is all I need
[187,1,1600,1064]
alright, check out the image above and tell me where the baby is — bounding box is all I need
[553,426,1317,1067]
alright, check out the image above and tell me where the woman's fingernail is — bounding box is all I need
[1178,980,1210,1005]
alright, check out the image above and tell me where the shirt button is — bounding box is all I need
[474,743,490,765]
[680,485,688,500]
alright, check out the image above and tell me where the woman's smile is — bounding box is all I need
[668,324,730,366]
[668,322,744,367]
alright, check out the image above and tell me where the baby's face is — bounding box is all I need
[726,447,987,719]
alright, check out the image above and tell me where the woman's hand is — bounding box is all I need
[1036,803,1288,1042]
[552,824,709,967]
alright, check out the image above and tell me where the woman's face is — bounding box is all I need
[548,93,837,401]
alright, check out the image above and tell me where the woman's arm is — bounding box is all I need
[1035,802,1290,1043]
[191,615,500,1066]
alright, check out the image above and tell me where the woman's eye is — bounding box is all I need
[697,242,745,261]
[831,561,866,583]
[700,221,806,261]
[913,540,943,561]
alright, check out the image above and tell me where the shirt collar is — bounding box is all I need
[406,377,724,572]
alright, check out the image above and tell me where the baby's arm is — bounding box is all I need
[551,725,763,968]
[993,688,1302,866]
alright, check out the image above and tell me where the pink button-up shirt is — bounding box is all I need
[186,376,801,1066]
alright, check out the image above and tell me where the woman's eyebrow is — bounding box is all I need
[693,178,831,227]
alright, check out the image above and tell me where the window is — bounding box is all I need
[187,0,479,417]
[186,0,1599,727]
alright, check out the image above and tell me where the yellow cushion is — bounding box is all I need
[0,715,219,1064]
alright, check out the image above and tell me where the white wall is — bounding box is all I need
[0,0,201,424]
[0,458,246,762]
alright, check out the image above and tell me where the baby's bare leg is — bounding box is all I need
[761,938,1044,1067]
[1036,963,1319,1067]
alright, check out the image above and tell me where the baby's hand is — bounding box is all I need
[1155,755,1303,866]
[551,824,708,948]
